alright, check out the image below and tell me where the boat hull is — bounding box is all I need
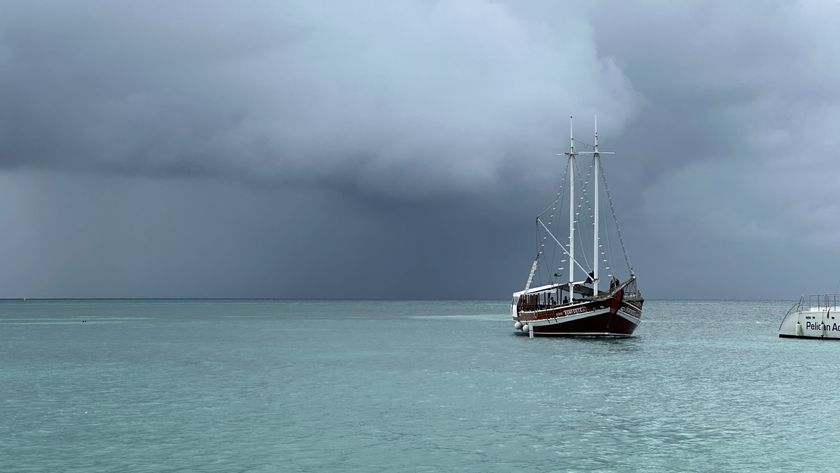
[779,308,840,339]
[513,290,642,337]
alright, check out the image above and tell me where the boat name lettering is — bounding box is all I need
[563,307,589,316]
[805,321,840,331]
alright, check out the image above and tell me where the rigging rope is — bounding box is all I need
[538,159,570,218]
[575,158,593,272]
[534,158,570,285]
[598,159,634,274]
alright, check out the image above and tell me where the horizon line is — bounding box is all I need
[0,297,799,303]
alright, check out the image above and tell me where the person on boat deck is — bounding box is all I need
[586,271,595,285]
[563,296,568,304]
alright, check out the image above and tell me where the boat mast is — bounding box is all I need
[592,116,600,296]
[579,118,617,292]
[566,116,576,299]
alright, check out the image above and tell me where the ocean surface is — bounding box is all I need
[0,299,835,472]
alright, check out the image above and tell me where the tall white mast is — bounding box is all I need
[566,116,576,299]
[592,116,600,296]
[577,116,614,294]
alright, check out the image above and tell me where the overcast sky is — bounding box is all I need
[0,0,838,299]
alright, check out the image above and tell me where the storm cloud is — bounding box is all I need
[0,1,634,195]
[0,1,838,299]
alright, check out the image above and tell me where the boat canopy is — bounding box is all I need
[513,280,594,298]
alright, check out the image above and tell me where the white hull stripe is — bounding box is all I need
[623,301,642,312]
[527,308,611,327]
[526,331,633,337]
[530,304,603,316]
[616,309,641,325]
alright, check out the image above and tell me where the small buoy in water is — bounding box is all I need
[82,320,86,323]
[514,321,522,330]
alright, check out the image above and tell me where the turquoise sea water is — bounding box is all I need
[0,299,835,472]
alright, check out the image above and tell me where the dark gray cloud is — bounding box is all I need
[0,0,634,195]
[590,1,840,298]
[0,1,838,299]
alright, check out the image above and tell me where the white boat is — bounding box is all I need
[510,116,643,338]
[779,295,840,339]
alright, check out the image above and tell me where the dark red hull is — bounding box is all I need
[514,289,643,337]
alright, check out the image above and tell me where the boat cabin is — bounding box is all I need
[513,277,621,312]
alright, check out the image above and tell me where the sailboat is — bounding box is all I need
[511,116,643,338]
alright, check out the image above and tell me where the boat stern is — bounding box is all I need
[778,310,804,338]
